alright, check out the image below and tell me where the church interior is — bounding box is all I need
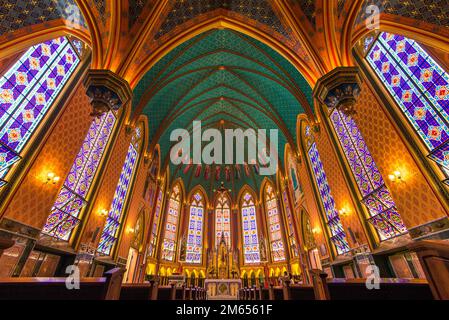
[0,0,449,301]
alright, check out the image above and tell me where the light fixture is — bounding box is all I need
[388,171,402,182]
[46,172,61,185]
[127,227,135,234]
[312,227,321,235]
[99,209,108,217]
[339,208,350,218]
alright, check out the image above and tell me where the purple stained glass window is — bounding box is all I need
[330,109,407,240]
[241,192,261,264]
[265,185,286,262]
[0,37,80,186]
[308,142,350,255]
[185,192,205,264]
[148,189,163,257]
[162,185,181,262]
[42,111,116,241]
[367,32,449,184]
[97,129,140,255]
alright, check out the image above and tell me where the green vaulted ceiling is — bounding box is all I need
[132,29,313,196]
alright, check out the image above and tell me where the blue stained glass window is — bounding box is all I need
[185,192,205,264]
[307,141,350,255]
[330,109,407,240]
[42,111,116,241]
[0,37,80,186]
[241,192,261,264]
[162,184,182,261]
[97,128,141,255]
[367,32,449,184]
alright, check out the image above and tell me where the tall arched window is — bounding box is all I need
[264,184,286,262]
[367,32,449,184]
[288,155,302,204]
[282,188,297,257]
[186,191,205,264]
[97,125,143,255]
[215,193,231,248]
[241,192,260,264]
[303,124,350,255]
[329,109,407,240]
[148,188,164,257]
[42,111,116,240]
[161,184,182,261]
[0,37,80,187]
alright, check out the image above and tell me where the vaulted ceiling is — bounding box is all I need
[132,29,313,195]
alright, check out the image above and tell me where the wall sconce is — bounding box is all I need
[339,208,351,218]
[312,227,321,235]
[388,171,403,183]
[98,209,108,217]
[46,172,61,185]
[127,227,135,234]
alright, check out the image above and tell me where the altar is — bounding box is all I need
[205,279,242,300]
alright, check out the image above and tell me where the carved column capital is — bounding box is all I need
[84,70,132,117]
[313,67,363,115]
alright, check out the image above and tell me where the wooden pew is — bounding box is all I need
[157,286,172,300]
[409,240,449,300]
[285,283,315,300]
[326,278,433,300]
[0,268,124,300]
[260,286,270,300]
[311,270,433,300]
[120,283,153,300]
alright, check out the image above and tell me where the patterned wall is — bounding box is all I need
[2,83,93,229]
[156,0,291,39]
[357,0,449,27]
[0,0,87,35]
[352,81,447,228]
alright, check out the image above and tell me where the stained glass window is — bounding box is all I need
[264,184,286,262]
[282,189,297,257]
[330,109,407,240]
[306,129,350,255]
[367,32,449,184]
[241,192,260,264]
[42,111,116,240]
[215,193,231,248]
[97,126,142,255]
[288,155,302,204]
[185,192,205,264]
[148,189,164,257]
[0,37,80,187]
[161,184,181,261]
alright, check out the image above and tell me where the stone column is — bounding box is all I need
[84,70,132,117]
